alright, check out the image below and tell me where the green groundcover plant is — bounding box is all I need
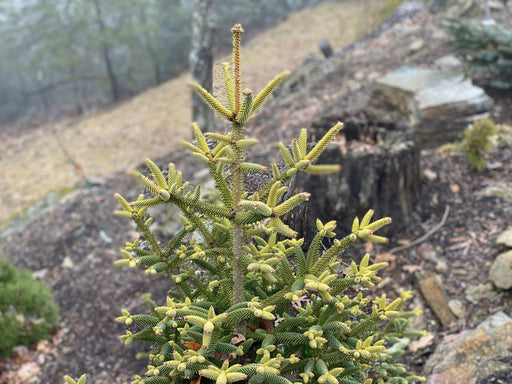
[459,118,497,171]
[0,258,59,356]
[66,24,425,384]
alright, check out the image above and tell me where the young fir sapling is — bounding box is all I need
[65,24,425,384]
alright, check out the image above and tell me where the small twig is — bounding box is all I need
[51,124,90,184]
[388,204,450,254]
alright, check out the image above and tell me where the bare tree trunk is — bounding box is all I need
[139,5,162,85]
[92,0,121,102]
[190,0,215,132]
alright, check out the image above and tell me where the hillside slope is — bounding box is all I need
[0,0,395,223]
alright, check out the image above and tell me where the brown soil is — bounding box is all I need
[1,6,512,384]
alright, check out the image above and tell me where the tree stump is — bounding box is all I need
[318,39,333,58]
[286,110,421,244]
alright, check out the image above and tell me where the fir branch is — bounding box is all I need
[273,316,308,333]
[222,62,236,112]
[305,122,343,162]
[133,215,163,258]
[306,231,325,272]
[306,164,342,175]
[330,277,358,296]
[278,143,295,167]
[162,228,191,257]
[291,138,303,162]
[310,234,357,275]
[191,81,233,121]
[190,257,220,275]
[236,89,254,125]
[139,255,162,267]
[131,328,167,345]
[278,254,295,285]
[146,159,168,189]
[188,276,216,302]
[179,207,216,246]
[170,194,232,219]
[348,313,380,337]
[231,24,244,114]
[261,288,289,307]
[273,332,309,345]
[208,163,234,209]
[192,122,210,153]
[272,192,310,217]
[293,245,307,278]
[132,196,168,209]
[129,169,170,201]
[131,314,160,327]
[224,308,255,328]
[252,71,291,114]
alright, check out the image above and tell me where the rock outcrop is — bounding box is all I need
[424,311,512,383]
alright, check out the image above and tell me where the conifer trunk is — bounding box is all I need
[231,123,245,308]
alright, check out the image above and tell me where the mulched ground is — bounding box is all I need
[1,6,512,384]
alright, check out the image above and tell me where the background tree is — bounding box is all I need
[190,0,215,133]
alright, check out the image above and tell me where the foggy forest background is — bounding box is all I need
[0,0,329,126]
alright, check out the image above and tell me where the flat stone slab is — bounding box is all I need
[368,66,494,146]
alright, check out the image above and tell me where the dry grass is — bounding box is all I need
[0,0,395,223]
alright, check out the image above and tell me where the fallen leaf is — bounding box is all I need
[259,319,274,333]
[409,334,435,352]
[363,241,373,253]
[402,265,422,273]
[182,341,202,351]
[376,253,396,269]
[376,253,396,262]
[214,351,237,362]
[230,334,246,345]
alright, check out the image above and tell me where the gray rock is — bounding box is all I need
[447,299,465,319]
[488,0,506,10]
[434,55,463,70]
[478,181,512,203]
[496,227,512,248]
[489,250,512,289]
[368,66,494,147]
[465,282,502,304]
[429,0,452,13]
[424,311,512,383]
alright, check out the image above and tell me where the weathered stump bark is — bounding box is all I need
[286,110,421,244]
